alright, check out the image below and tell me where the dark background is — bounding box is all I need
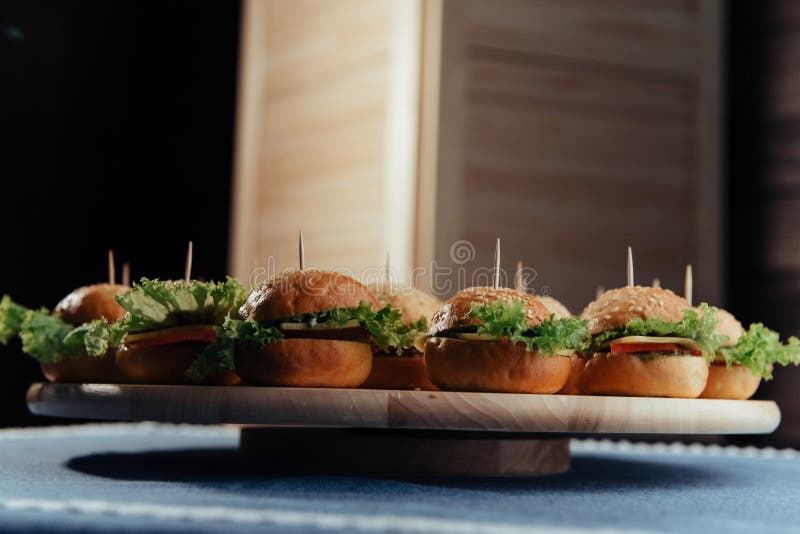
[0,2,792,438]
[0,1,241,426]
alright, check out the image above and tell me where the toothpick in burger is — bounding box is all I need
[112,277,246,385]
[579,286,726,398]
[198,269,415,388]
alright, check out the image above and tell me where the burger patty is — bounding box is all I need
[278,325,368,342]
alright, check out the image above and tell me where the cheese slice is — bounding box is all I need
[279,319,360,331]
[606,336,700,352]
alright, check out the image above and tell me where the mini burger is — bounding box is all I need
[527,295,586,396]
[360,284,442,390]
[532,296,571,320]
[700,309,800,400]
[202,270,414,388]
[579,286,725,398]
[111,277,246,385]
[0,284,128,383]
[423,287,589,393]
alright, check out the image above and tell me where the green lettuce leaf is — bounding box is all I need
[62,318,126,357]
[19,309,81,363]
[588,303,727,358]
[186,316,283,382]
[465,300,590,355]
[6,298,121,362]
[287,301,425,354]
[0,295,29,344]
[186,301,427,381]
[114,277,247,334]
[355,303,427,355]
[719,323,800,380]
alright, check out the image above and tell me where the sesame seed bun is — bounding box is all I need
[240,270,378,322]
[368,283,442,325]
[714,308,745,347]
[580,286,691,335]
[578,286,704,398]
[360,355,437,390]
[236,270,375,388]
[532,295,582,395]
[699,361,762,400]
[557,355,586,395]
[41,353,125,384]
[360,284,441,390]
[429,287,550,335]
[43,283,129,384]
[699,308,758,399]
[54,283,128,325]
[424,287,569,393]
[424,337,570,393]
[235,339,372,388]
[533,295,571,319]
[580,353,709,398]
[115,343,240,386]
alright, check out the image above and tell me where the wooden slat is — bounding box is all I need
[464,0,699,74]
[231,0,423,281]
[417,0,721,307]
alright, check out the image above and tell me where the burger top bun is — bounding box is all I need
[429,287,551,335]
[54,283,128,325]
[715,308,745,347]
[533,295,571,319]
[240,269,378,322]
[580,286,691,335]
[368,283,442,325]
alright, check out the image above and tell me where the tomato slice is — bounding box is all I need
[610,342,680,354]
[124,325,217,349]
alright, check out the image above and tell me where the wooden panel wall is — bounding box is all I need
[743,0,800,445]
[418,0,722,311]
[230,0,421,286]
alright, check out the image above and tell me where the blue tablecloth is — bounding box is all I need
[0,423,797,533]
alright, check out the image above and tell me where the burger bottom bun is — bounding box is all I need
[41,351,125,384]
[235,338,372,388]
[424,337,571,394]
[557,354,586,395]
[116,343,241,386]
[360,354,437,391]
[580,353,709,398]
[699,362,762,400]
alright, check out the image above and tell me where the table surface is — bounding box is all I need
[0,423,797,534]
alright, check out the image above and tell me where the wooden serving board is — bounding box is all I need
[26,383,781,435]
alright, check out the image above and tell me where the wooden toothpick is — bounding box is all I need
[514,260,525,293]
[384,251,390,286]
[184,241,193,284]
[684,264,693,306]
[493,238,501,289]
[122,262,130,287]
[652,278,661,289]
[107,250,116,285]
[627,246,634,287]
[299,231,305,270]
[596,285,605,300]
